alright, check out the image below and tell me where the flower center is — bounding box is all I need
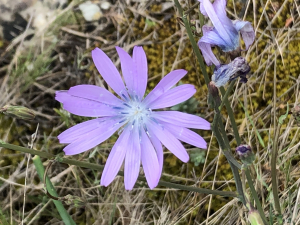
[126,101,149,122]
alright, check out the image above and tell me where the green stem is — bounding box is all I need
[271,125,282,216]
[0,142,237,198]
[211,116,246,205]
[219,86,242,145]
[245,167,269,225]
[32,155,76,225]
[214,114,241,170]
[219,82,235,110]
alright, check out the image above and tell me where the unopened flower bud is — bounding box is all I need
[212,57,251,87]
[235,144,255,165]
[248,208,264,225]
[0,105,35,120]
[63,194,85,208]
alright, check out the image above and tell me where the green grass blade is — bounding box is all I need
[32,155,76,225]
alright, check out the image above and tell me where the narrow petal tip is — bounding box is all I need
[55,91,68,103]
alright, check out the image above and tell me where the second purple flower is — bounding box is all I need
[197,0,255,66]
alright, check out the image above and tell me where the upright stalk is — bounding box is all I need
[272,125,282,216]
[219,86,242,145]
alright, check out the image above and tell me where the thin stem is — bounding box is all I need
[32,155,76,225]
[185,2,200,15]
[245,167,269,225]
[219,82,235,110]
[215,115,242,169]
[272,125,282,216]
[0,142,237,198]
[219,86,242,145]
[229,161,246,205]
[211,114,246,205]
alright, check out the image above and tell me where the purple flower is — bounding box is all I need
[197,0,255,66]
[56,46,210,190]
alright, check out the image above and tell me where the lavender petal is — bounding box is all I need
[147,129,164,184]
[141,128,160,189]
[147,120,189,163]
[162,122,207,149]
[148,84,196,109]
[58,118,105,144]
[143,69,187,105]
[63,118,124,155]
[124,124,141,190]
[92,48,128,99]
[200,0,236,47]
[132,46,148,100]
[116,47,135,94]
[100,125,131,187]
[59,94,117,117]
[233,20,255,50]
[152,111,210,130]
[68,85,123,106]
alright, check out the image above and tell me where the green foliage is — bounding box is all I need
[190,149,206,166]
[0,208,11,225]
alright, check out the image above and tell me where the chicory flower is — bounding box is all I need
[198,0,255,66]
[56,46,210,190]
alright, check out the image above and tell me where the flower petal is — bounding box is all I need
[132,46,148,100]
[148,84,196,109]
[115,46,135,95]
[146,120,189,162]
[91,48,128,98]
[212,0,233,29]
[233,20,255,50]
[141,128,159,189]
[199,27,228,50]
[68,85,123,106]
[63,118,124,155]
[57,92,117,117]
[200,0,236,47]
[55,91,69,103]
[152,111,210,130]
[124,124,141,190]
[198,41,221,66]
[162,122,207,149]
[58,118,105,143]
[101,126,131,187]
[147,130,163,184]
[143,69,187,105]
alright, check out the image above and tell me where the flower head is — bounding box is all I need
[56,46,210,190]
[235,144,255,165]
[211,57,250,87]
[197,0,255,66]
